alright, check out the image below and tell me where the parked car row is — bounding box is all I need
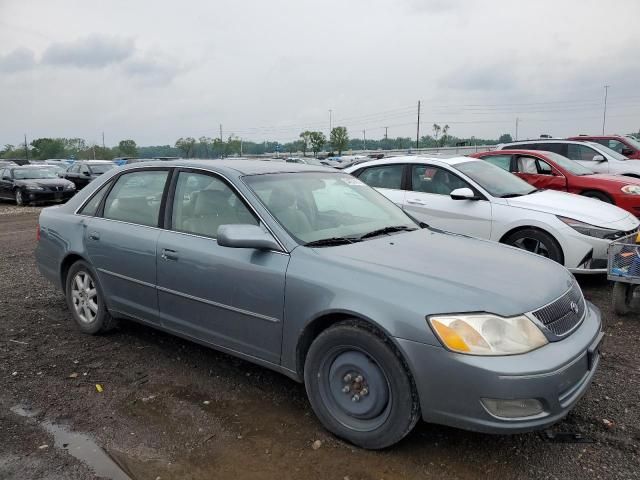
[37,159,604,449]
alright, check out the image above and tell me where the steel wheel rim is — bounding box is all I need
[512,237,551,258]
[16,191,22,205]
[71,271,98,324]
[317,346,392,432]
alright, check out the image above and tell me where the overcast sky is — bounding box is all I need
[1,0,639,147]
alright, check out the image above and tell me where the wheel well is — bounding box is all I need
[60,254,85,294]
[623,173,640,178]
[499,225,564,265]
[296,313,402,378]
[580,189,614,203]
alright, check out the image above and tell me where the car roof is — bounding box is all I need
[120,159,337,176]
[75,160,114,164]
[345,155,477,170]
[7,164,51,168]
[502,139,593,145]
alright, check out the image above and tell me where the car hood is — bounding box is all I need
[312,229,575,317]
[15,178,73,188]
[506,189,637,228]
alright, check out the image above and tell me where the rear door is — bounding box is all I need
[156,169,288,364]
[354,164,407,206]
[567,144,609,173]
[402,164,492,238]
[84,168,170,324]
[0,169,10,199]
[513,155,567,191]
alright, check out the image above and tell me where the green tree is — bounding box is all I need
[441,125,450,147]
[308,131,326,157]
[30,138,66,160]
[330,126,349,155]
[199,136,214,158]
[299,131,312,157]
[498,133,513,143]
[175,137,196,158]
[432,124,441,145]
[118,139,138,157]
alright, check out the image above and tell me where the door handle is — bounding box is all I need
[407,199,427,205]
[161,248,178,261]
[88,232,100,241]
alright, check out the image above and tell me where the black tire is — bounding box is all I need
[304,321,419,449]
[503,228,563,264]
[612,282,635,316]
[65,260,116,334]
[581,191,613,204]
[14,189,23,206]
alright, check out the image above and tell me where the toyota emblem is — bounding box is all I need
[570,301,579,314]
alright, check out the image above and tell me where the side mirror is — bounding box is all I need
[450,187,477,200]
[83,171,91,176]
[621,148,634,157]
[2,176,10,181]
[592,155,606,162]
[217,224,282,251]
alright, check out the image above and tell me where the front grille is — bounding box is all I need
[532,282,585,337]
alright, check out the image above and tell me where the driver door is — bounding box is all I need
[514,155,567,191]
[567,144,609,173]
[402,164,492,239]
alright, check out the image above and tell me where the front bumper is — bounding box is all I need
[23,189,75,204]
[397,302,603,434]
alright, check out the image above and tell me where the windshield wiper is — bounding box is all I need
[526,189,540,195]
[358,225,418,240]
[304,237,360,247]
[499,193,523,198]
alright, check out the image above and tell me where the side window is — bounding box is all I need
[567,144,600,161]
[516,156,538,174]
[171,171,257,238]
[537,158,553,174]
[411,165,470,195]
[607,140,626,153]
[71,164,81,173]
[79,181,111,216]
[356,165,404,190]
[482,155,512,171]
[0,169,5,179]
[80,164,90,174]
[103,170,169,227]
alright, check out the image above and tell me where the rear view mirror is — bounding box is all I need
[217,224,281,251]
[593,155,606,162]
[450,187,477,200]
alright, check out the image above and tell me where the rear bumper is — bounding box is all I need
[397,302,603,434]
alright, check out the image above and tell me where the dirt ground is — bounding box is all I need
[1,203,639,480]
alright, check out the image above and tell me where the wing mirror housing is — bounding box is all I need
[450,187,477,200]
[593,155,606,162]
[621,148,634,157]
[217,224,282,251]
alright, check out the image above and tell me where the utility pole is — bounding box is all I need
[515,117,519,141]
[240,138,243,156]
[329,109,333,137]
[362,130,366,151]
[24,134,28,160]
[102,132,105,149]
[384,126,388,140]
[416,100,421,150]
[602,85,610,135]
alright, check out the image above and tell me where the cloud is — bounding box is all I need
[405,0,465,13]
[42,34,134,68]
[440,63,517,92]
[121,55,184,86]
[0,47,36,73]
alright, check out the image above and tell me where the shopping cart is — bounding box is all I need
[607,231,640,315]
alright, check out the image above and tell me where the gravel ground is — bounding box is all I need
[1,203,639,480]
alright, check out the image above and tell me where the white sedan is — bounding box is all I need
[346,156,639,273]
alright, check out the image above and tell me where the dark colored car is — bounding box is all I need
[568,135,640,160]
[0,160,17,168]
[472,150,640,216]
[61,161,116,190]
[0,165,75,205]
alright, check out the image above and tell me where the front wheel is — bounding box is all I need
[65,261,116,334]
[15,189,23,206]
[304,322,420,449]
[503,228,563,264]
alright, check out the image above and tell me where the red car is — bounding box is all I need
[471,149,640,216]
[567,135,640,160]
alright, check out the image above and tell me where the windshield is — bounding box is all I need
[455,161,537,197]
[624,136,640,150]
[89,164,115,174]
[540,151,594,175]
[13,168,59,180]
[589,143,628,161]
[244,172,417,244]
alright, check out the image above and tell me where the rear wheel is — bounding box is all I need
[304,321,419,449]
[503,228,563,264]
[581,191,613,204]
[65,261,116,334]
[14,189,23,206]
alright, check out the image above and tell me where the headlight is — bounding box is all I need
[621,185,640,195]
[24,184,44,191]
[557,216,619,239]
[64,183,75,190]
[428,313,548,355]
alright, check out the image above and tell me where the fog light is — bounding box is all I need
[481,398,545,419]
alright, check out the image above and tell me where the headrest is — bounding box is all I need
[193,189,230,216]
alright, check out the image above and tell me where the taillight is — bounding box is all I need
[36,224,40,241]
